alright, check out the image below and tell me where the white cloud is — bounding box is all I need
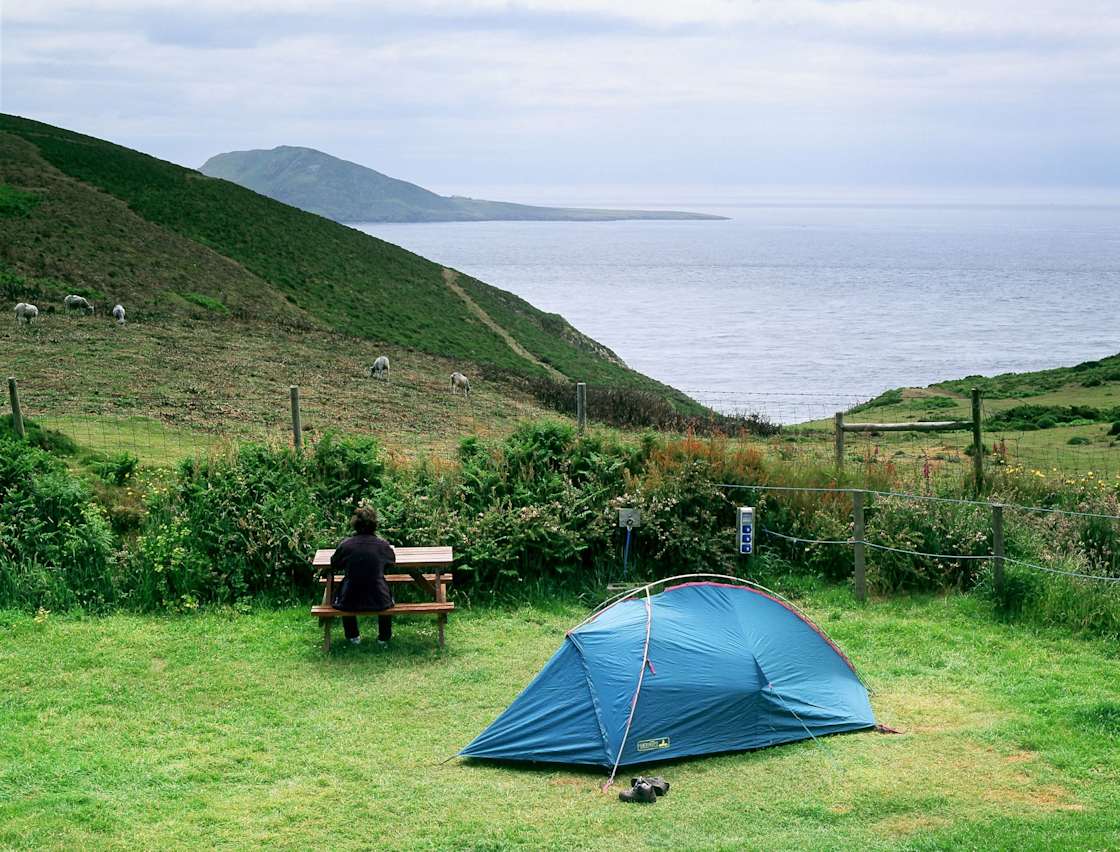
[3,1,1118,190]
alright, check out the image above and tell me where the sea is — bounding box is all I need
[354,201,1120,422]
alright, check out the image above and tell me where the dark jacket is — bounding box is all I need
[330,534,396,611]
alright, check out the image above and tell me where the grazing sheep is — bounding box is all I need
[369,355,390,381]
[64,294,94,315]
[450,371,471,396]
[112,304,126,325]
[14,302,39,326]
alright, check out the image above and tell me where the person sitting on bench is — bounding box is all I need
[331,505,396,646]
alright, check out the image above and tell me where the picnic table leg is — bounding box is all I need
[323,617,334,653]
[434,568,446,650]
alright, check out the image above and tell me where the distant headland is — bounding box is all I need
[199,146,727,224]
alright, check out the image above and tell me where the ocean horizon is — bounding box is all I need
[356,199,1120,421]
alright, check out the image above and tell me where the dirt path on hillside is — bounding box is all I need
[441,268,566,381]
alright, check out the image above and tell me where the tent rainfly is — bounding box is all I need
[459,578,875,773]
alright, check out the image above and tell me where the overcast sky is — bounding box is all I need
[4,1,1119,202]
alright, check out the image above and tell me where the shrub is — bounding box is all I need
[522,376,779,436]
[127,444,322,608]
[0,264,30,301]
[92,451,140,486]
[179,292,230,314]
[1067,436,1091,446]
[849,389,904,412]
[5,414,1120,622]
[862,497,992,593]
[0,184,41,218]
[987,404,1120,432]
[755,494,853,582]
[615,458,736,579]
[125,435,392,609]
[1109,422,1120,437]
[450,422,629,588]
[309,432,384,510]
[0,438,117,610]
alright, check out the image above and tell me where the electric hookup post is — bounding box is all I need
[618,509,641,579]
[737,507,755,557]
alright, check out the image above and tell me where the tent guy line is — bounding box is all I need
[603,587,653,791]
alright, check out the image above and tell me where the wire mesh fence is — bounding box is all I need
[6,376,549,466]
[16,386,291,465]
[681,388,1120,481]
[5,375,1120,478]
[720,483,1120,588]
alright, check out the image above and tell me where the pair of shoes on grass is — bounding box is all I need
[618,776,670,804]
[348,637,390,648]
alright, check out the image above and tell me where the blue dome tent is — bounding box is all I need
[460,576,875,775]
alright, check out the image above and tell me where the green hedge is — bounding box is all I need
[2,422,1119,639]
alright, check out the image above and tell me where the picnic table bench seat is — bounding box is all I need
[318,573,454,585]
[312,545,454,652]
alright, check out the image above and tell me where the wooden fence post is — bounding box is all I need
[852,490,867,602]
[7,377,25,440]
[834,412,845,470]
[971,387,984,493]
[289,385,302,451]
[576,382,587,434]
[992,503,1005,597]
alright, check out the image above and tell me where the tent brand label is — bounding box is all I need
[637,737,670,752]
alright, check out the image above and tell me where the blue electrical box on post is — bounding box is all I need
[738,507,754,555]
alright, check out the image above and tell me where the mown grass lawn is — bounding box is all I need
[2,590,1119,850]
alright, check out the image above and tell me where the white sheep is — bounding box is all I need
[14,302,39,325]
[112,304,126,325]
[369,355,390,381]
[64,294,94,315]
[450,371,471,396]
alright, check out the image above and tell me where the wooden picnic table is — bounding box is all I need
[311,545,454,652]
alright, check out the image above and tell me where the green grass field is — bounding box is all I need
[3,589,1118,850]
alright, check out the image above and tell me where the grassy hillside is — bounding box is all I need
[0,132,304,325]
[816,355,1120,474]
[199,145,726,223]
[935,354,1120,400]
[846,355,1120,427]
[0,114,696,410]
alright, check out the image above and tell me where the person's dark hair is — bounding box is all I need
[351,505,378,535]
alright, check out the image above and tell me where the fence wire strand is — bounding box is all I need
[719,483,1120,522]
[1003,557,1120,583]
[761,528,852,547]
[748,485,1120,583]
